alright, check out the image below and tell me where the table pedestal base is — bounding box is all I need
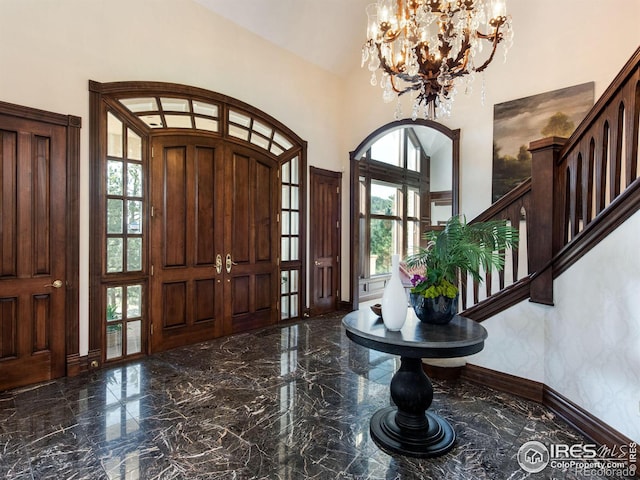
[370,408,455,457]
[343,311,488,458]
[369,356,456,457]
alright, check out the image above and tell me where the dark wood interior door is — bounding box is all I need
[225,145,279,333]
[310,167,341,315]
[0,115,67,390]
[150,136,225,352]
[150,137,279,351]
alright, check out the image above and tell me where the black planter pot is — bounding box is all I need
[410,292,458,325]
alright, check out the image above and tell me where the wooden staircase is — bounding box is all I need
[452,46,640,453]
[459,46,640,323]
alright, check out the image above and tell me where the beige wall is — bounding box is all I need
[548,212,640,442]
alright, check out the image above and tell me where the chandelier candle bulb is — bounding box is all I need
[492,0,507,18]
[363,0,512,119]
[380,5,390,23]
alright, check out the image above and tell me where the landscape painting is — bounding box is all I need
[491,82,594,202]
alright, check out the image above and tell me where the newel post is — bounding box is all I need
[528,137,567,305]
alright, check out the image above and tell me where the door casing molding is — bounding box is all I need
[309,166,342,315]
[89,81,307,365]
[0,100,81,378]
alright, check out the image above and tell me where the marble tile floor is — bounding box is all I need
[0,313,635,480]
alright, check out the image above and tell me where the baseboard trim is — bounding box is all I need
[543,386,637,454]
[461,364,544,403]
[66,353,82,377]
[462,364,638,463]
[67,352,97,375]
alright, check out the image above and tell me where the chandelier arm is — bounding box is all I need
[398,83,423,96]
[474,28,505,72]
[377,47,419,96]
[474,45,499,72]
[389,74,403,94]
[476,31,500,41]
[476,26,504,44]
[453,50,471,77]
[448,33,472,75]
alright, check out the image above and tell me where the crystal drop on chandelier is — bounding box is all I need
[362,0,513,119]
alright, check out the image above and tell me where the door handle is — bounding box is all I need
[216,254,222,274]
[225,254,237,273]
[314,260,322,266]
[45,279,63,288]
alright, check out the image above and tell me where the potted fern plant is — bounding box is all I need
[405,215,519,324]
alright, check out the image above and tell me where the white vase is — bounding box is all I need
[381,254,407,331]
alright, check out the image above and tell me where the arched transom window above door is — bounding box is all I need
[115,94,295,157]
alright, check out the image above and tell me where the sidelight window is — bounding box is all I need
[407,187,421,254]
[281,156,301,320]
[106,113,144,274]
[104,111,146,361]
[106,284,143,360]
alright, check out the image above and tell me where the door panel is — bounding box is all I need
[195,150,216,265]
[310,167,341,315]
[163,146,188,267]
[0,116,67,390]
[150,138,279,351]
[150,137,224,351]
[194,279,216,322]
[225,147,279,334]
[162,282,187,328]
[255,161,273,262]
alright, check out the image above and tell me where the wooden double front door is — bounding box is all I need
[149,136,279,352]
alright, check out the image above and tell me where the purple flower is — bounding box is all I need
[410,274,425,287]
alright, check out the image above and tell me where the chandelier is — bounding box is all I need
[362,0,513,119]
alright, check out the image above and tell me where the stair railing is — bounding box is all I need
[461,46,640,318]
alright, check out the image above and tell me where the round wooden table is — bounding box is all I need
[343,308,487,458]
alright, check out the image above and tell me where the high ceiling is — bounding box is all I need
[192,0,460,153]
[193,0,371,76]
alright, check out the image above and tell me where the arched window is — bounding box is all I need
[349,120,460,307]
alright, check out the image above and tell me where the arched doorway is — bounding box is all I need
[349,119,460,309]
[89,81,306,365]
